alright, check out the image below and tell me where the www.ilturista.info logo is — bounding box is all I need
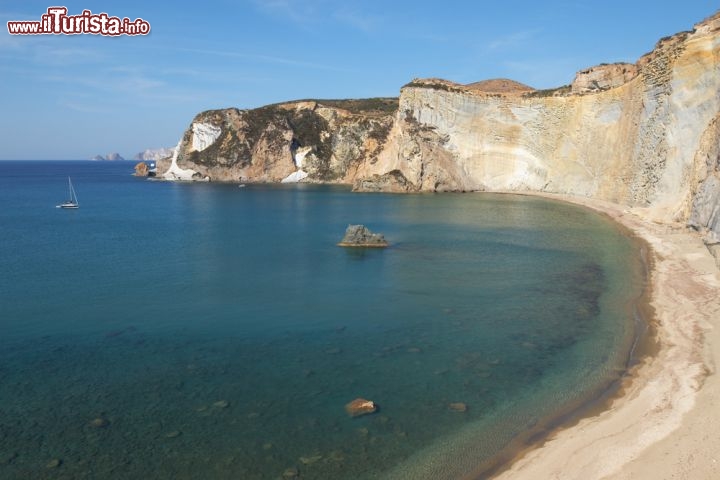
[7,7,150,36]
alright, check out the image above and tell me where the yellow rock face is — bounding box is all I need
[355,13,720,235]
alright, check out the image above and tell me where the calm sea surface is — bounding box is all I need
[0,161,644,479]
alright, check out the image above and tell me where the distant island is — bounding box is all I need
[91,153,125,161]
[90,148,175,162]
[133,147,174,161]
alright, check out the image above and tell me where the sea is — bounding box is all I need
[0,161,646,479]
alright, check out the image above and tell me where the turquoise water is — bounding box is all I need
[0,161,644,479]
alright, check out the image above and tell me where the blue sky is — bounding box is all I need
[0,1,715,160]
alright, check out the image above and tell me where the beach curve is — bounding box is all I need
[491,192,720,480]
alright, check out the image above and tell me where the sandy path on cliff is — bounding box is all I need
[491,193,720,480]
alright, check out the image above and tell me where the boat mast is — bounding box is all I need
[68,177,78,205]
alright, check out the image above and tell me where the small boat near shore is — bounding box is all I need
[56,177,79,209]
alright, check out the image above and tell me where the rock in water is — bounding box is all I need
[282,467,300,479]
[299,454,322,465]
[90,417,109,428]
[345,398,378,417]
[448,402,468,412]
[134,162,149,177]
[338,225,388,248]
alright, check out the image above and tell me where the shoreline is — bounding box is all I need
[488,192,720,480]
[129,177,720,477]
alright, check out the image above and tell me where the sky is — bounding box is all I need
[0,0,716,160]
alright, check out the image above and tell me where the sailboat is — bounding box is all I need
[57,177,79,209]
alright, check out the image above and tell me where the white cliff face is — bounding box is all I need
[406,90,555,192]
[162,140,200,181]
[360,86,636,197]
[294,146,313,169]
[281,146,313,183]
[651,30,720,221]
[281,170,309,183]
[192,122,221,152]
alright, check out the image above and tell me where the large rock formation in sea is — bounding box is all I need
[159,12,720,252]
[338,225,389,248]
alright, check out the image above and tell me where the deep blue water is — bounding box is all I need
[0,161,644,479]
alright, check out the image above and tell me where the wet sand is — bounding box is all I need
[492,193,720,480]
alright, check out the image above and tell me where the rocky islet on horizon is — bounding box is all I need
[91,152,125,161]
[91,148,175,162]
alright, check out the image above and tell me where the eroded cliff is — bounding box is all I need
[355,12,720,249]
[162,12,720,252]
[160,98,396,184]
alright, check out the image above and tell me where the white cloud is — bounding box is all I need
[485,29,542,52]
[174,46,353,72]
[332,8,383,33]
[251,0,321,27]
[252,0,384,34]
[57,98,113,113]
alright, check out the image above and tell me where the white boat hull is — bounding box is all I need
[57,177,79,209]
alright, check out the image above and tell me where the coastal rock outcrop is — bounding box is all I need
[161,99,396,183]
[570,63,638,93]
[134,162,149,177]
[352,170,414,193]
[338,225,389,248]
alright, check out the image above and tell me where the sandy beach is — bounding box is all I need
[492,193,720,480]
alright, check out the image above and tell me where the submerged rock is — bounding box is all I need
[338,225,388,248]
[448,402,468,412]
[345,398,378,417]
[328,450,345,462]
[89,417,109,428]
[282,466,300,479]
[299,454,322,465]
[46,458,62,469]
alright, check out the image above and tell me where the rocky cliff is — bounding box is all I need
[162,12,720,253]
[161,98,396,183]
